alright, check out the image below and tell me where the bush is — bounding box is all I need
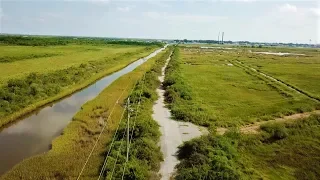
[176,135,243,180]
[261,123,288,140]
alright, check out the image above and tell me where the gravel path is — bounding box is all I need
[152,53,208,180]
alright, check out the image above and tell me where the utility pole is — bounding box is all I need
[126,97,130,162]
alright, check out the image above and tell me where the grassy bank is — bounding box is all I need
[176,114,320,179]
[0,45,159,128]
[163,46,319,127]
[1,46,172,179]
[0,45,153,84]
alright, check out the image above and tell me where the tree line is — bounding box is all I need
[0,35,164,47]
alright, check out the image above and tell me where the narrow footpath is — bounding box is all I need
[152,53,208,180]
[217,110,320,135]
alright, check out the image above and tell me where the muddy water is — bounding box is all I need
[0,46,167,176]
[152,53,208,180]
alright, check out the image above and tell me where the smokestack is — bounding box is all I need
[218,32,220,44]
[222,32,224,44]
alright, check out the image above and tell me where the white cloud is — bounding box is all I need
[173,14,227,23]
[88,0,111,5]
[144,11,227,23]
[309,8,320,17]
[278,3,298,13]
[64,0,108,1]
[277,4,320,17]
[0,7,3,18]
[45,12,64,19]
[117,6,131,12]
[144,11,163,19]
[221,0,256,2]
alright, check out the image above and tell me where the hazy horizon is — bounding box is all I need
[1,0,319,44]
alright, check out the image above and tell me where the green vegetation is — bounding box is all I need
[0,53,60,63]
[236,49,320,100]
[176,114,320,179]
[2,39,318,180]
[245,114,320,179]
[0,35,164,47]
[0,45,154,83]
[0,42,160,127]
[102,47,173,180]
[0,45,103,63]
[175,133,250,180]
[164,45,320,180]
[1,46,172,180]
[163,47,319,127]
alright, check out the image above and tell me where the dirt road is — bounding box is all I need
[217,110,320,135]
[152,53,208,180]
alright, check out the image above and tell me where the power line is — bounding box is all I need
[126,97,130,162]
[98,105,127,180]
[77,84,130,180]
[109,129,127,180]
[121,73,146,180]
[98,80,139,180]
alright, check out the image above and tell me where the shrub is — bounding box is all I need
[261,123,288,140]
[176,135,243,180]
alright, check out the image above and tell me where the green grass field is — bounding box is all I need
[164,45,320,180]
[164,47,319,127]
[0,44,152,84]
[1,46,172,180]
[236,48,320,100]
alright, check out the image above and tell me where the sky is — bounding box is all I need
[0,0,319,43]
